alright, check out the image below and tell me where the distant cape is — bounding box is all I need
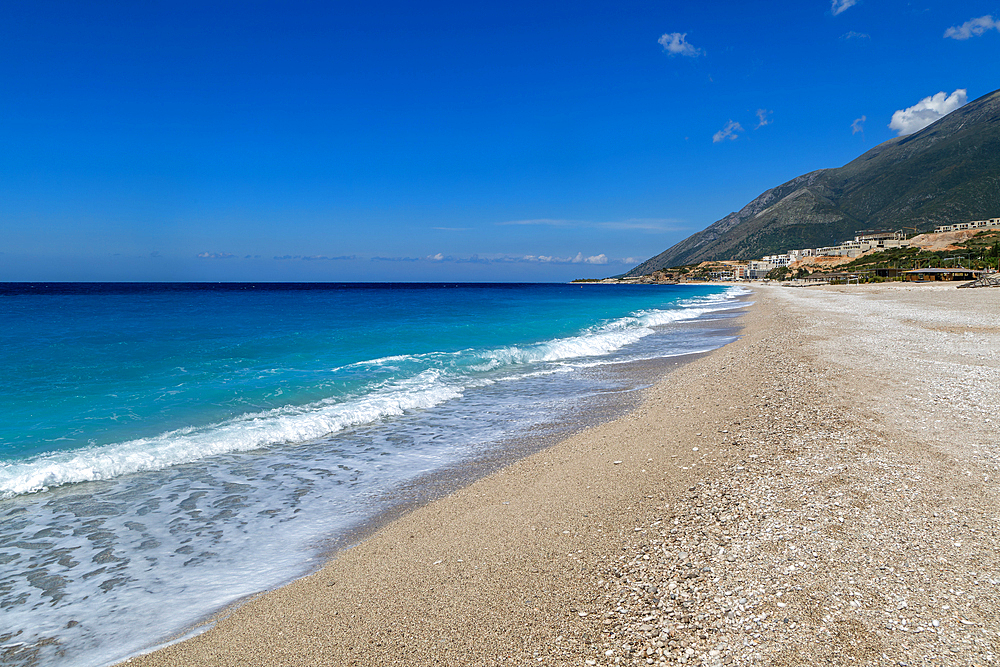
[625,87,1000,276]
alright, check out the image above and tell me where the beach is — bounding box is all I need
[122,282,999,667]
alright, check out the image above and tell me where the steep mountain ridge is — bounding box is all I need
[625,88,1000,276]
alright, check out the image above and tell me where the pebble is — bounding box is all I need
[588,287,1000,667]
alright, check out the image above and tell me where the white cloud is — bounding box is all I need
[658,32,702,57]
[851,115,866,134]
[712,120,743,143]
[428,253,445,261]
[513,254,559,263]
[504,253,617,265]
[197,252,236,259]
[841,31,870,40]
[831,0,858,16]
[888,89,967,136]
[596,219,680,231]
[944,15,1000,40]
[498,218,573,227]
[274,254,356,261]
[755,109,772,129]
[573,253,608,265]
[497,218,682,232]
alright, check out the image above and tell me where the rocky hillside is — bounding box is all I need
[625,87,1000,276]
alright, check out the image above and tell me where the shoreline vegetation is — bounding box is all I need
[123,283,999,667]
[574,227,1000,285]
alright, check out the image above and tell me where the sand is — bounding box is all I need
[122,282,999,666]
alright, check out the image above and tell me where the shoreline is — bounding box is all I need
[311,340,729,565]
[122,283,999,666]
[114,310,747,665]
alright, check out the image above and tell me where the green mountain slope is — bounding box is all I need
[625,88,1000,276]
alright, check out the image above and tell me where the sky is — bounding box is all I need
[1,0,997,282]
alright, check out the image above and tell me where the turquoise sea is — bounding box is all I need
[0,282,747,666]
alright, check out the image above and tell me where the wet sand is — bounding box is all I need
[122,283,1000,666]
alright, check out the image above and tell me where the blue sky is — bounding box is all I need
[1,0,997,281]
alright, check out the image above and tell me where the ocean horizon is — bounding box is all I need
[0,282,748,667]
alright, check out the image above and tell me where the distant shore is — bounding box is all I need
[124,282,999,667]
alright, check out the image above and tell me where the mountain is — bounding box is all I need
[625,87,1000,276]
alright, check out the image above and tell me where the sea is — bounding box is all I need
[0,282,748,666]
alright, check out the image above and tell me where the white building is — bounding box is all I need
[814,245,862,258]
[709,269,735,281]
[762,254,791,266]
[855,231,905,242]
[749,226,920,277]
[935,218,1000,233]
[747,260,776,279]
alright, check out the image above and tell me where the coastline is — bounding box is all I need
[122,283,999,666]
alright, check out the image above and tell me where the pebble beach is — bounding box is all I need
[123,282,999,667]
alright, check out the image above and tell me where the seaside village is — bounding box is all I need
[609,217,1000,286]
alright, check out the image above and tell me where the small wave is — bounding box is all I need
[325,287,749,377]
[0,286,748,498]
[477,325,651,368]
[0,371,462,498]
[474,286,746,369]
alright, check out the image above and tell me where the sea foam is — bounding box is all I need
[0,282,748,667]
[0,370,462,498]
[0,285,748,499]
